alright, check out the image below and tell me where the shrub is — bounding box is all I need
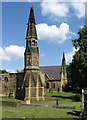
[73,94,82,101]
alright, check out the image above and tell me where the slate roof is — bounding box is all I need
[40,66,61,81]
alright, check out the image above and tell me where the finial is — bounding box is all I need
[31,5,33,9]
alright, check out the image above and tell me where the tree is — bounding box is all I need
[16,69,24,73]
[70,26,87,92]
[0,70,9,74]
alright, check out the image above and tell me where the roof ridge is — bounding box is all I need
[40,66,61,67]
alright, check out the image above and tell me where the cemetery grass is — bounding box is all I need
[47,92,78,97]
[2,99,81,118]
[31,98,52,103]
[0,97,23,101]
[0,97,52,103]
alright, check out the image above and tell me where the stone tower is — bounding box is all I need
[60,52,67,91]
[23,6,45,101]
[24,6,39,70]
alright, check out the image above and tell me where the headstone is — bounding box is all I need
[81,89,84,116]
[26,99,30,105]
[81,88,87,118]
[84,88,87,118]
[56,99,58,105]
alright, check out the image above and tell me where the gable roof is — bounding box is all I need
[40,66,61,81]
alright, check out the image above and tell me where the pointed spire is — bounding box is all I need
[63,51,65,61]
[29,5,35,24]
[26,6,37,39]
[62,51,66,67]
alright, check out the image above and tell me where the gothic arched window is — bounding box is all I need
[47,83,49,89]
[4,77,8,82]
[53,83,55,88]
[32,40,35,46]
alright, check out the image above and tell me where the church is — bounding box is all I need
[0,6,67,101]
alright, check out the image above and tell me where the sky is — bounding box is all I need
[0,0,85,73]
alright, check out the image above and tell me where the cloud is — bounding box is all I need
[41,0,69,18]
[0,63,2,69]
[71,2,85,18]
[69,31,77,36]
[36,22,70,44]
[0,45,25,61]
[0,47,11,61]
[40,51,46,57]
[41,0,85,2]
[6,69,16,73]
[40,0,85,19]
[80,25,84,29]
[65,47,79,63]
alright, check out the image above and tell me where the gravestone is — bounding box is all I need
[26,99,30,105]
[84,88,87,118]
[81,89,84,116]
[56,99,58,105]
[81,88,87,118]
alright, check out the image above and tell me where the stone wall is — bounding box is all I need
[1,74,16,98]
[0,67,67,100]
[46,81,61,93]
[0,73,25,99]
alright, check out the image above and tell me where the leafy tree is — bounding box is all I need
[0,70,9,74]
[66,65,71,85]
[16,69,24,73]
[64,65,72,92]
[69,26,87,92]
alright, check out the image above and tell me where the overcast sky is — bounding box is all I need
[1,0,85,73]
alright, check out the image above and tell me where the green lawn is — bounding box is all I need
[31,98,52,103]
[0,97,23,102]
[47,92,76,96]
[2,99,81,119]
[0,97,52,103]
[47,92,82,101]
[1,92,82,119]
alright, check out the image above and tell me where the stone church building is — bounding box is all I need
[0,6,67,101]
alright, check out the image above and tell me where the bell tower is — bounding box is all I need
[24,6,39,70]
[23,6,44,101]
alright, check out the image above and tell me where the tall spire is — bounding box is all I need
[62,51,66,67]
[24,6,39,70]
[63,51,65,61]
[29,5,35,24]
[26,6,37,39]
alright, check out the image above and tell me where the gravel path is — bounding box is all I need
[22,100,61,106]
[21,95,61,106]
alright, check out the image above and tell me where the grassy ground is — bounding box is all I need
[47,92,76,96]
[0,97,23,101]
[1,97,52,103]
[2,99,81,118]
[31,98,52,103]
[1,92,82,119]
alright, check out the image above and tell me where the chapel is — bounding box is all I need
[0,6,67,101]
